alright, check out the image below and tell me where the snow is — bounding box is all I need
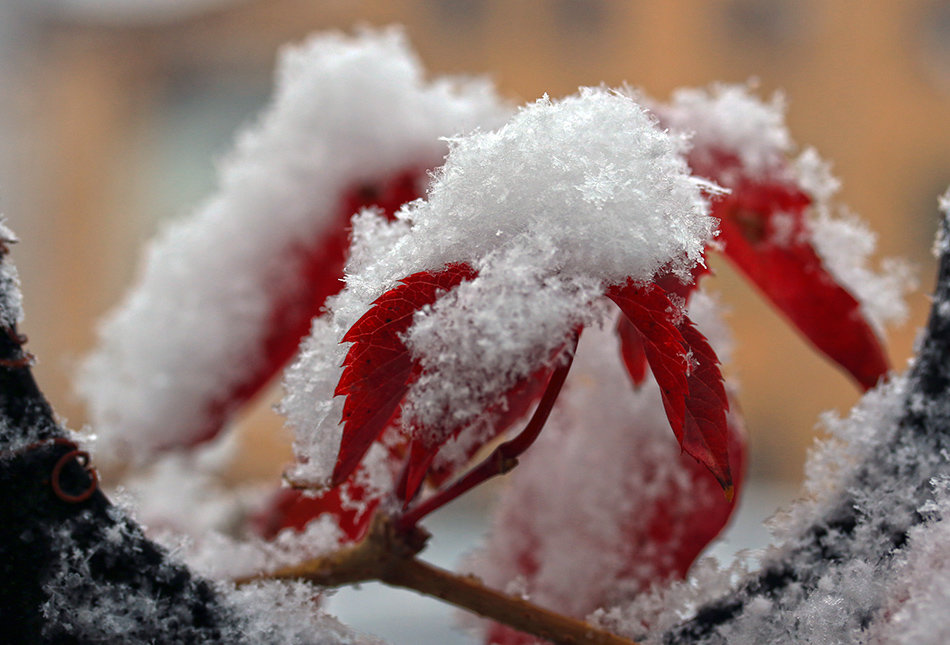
[79,27,510,462]
[653,84,914,336]
[590,192,950,643]
[0,217,23,328]
[40,505,374,644]
[651,83,792,178]
[283,87,717,487]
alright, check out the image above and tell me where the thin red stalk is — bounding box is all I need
[397,332,580,530]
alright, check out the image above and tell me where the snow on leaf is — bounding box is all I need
[79,27,509,462]
[608,281,732,491]
[332,263,477,486]
[286,85,715,500]
[651,83,897,391]
[711,171,889,390]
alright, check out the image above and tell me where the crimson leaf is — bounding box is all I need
[689,149,889,391]
[712,177,888,390]
[608,281,732,492]
[332,263,478,486]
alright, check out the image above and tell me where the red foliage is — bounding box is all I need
[692,152,889,391]
[332,263,479,487]
[251,479,378,543]
[482,403,746,645]
[608,282,732,493]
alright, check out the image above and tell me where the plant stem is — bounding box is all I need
[236,514,637,645]
[382,557,636,645]
[397,332,580,529]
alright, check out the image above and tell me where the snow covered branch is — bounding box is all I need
[644,207,950,644]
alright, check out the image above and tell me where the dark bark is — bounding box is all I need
[0,290,238,642]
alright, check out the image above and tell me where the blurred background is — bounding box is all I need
[0,1,948,640]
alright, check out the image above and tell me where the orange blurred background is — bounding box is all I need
[2,0,949,485]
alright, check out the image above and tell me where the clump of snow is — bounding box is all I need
[593,373,912,644]
[154,514,346,581]
[283,87,717,486]
[114,430,266,538]
[0,217,23,328]
[78,26,510,462]
[651,83,792,178]
[934,188,950,257]
[224,581,384,645]
[870,478,950,645]
[807,186,915,334]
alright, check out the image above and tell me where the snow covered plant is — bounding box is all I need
[7,25,944,645]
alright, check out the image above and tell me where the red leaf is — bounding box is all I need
[251,480,378,543]
[691,150,888,391]
[332,263,478,486]
[608,281,732,491]
[408,362,554,496]
[181,168,425,449]
[616,316,649,386]
[480,396,747,645]
[713,178,888,390]
[615,264,708,389]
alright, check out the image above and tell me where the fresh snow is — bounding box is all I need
[283,87,717,487]
[78,26,510,462]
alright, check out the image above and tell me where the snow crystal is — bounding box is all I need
[651,83,792,178]
[78,26,510,462]
[283,87,717,485]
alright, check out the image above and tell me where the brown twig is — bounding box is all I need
[236,513,638,645]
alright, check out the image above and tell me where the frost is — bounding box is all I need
[283,87,716,485]
[78,26,510,462]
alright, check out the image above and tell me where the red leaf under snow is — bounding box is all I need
[690,150,888,391]
[182,169,425,449]
[608,281,732,492]
[481,399,747,645]
[712,177,888,390]
[332,263,478,486]
[251,478,379,543]
[397,362,556,504]
[614,264,708,388]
